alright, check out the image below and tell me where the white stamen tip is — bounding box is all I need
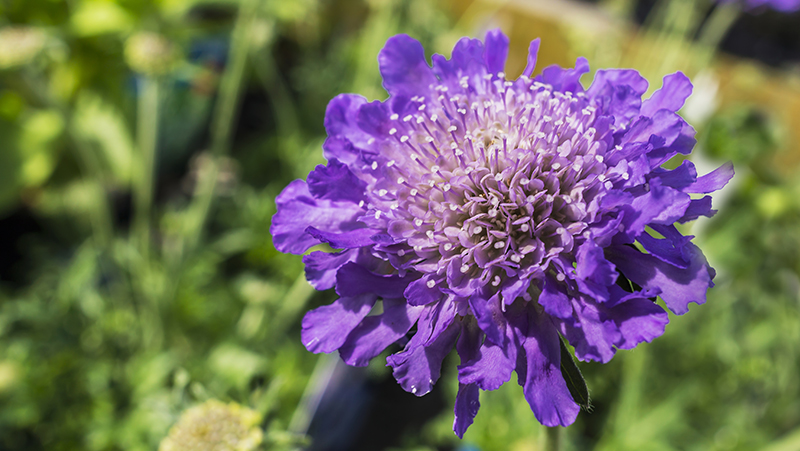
[426,279,436,288]
[556,273,566,281]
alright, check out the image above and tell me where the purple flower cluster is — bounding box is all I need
[271,30,733,436]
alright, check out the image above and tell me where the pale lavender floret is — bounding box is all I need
[269,29,734,437]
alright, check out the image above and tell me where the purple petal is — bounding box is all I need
[559,297,620,363]
[607,243,713,315]
[684,161,734,194]
[322,94,376,164]
[307,159,367,203]
[469,292,506,346]
[378,35,437,98]
[620,182,691,237]
[303,249,358,290]
[637,228,692,269]
[678,196,717,223]
[522,38,541,78]
[432,37,485,81]
[587,69,648,124]
[356,100,391,138]
[335,262,414,298]
[576,240,617,286]
[516,307,580,427]
[405,275,445,306]
[339,298,424,366]
[271,180,365,254]
[607,287,669,350]
[305,226,378,249]
[456,316,482,363]
[651,160,697,191]
[458,335,516,391]
[536,57,590,93]
[538,275,573,319]
[387,320,460,396]
[483,29,509,75]
[641,72,693,117]
[301,293,377,353]
[453,383,480,438]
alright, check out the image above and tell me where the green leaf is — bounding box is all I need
[559,336,591,410]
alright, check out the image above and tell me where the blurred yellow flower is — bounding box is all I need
[159,400,263,451]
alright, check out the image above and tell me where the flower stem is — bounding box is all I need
[183,0,256,254]
[134,76,159,261]
[543,426,562,451]
[696,2,740,65]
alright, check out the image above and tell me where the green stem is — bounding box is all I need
[696,2,740,66]
[183,0,257,254]
[134,76,159,261]
[543,426,562,451]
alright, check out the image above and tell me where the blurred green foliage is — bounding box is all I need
[0,0,799,450]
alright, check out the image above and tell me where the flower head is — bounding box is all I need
[159,400,263,451]
[271,30,733,436]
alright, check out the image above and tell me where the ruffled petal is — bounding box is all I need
[538,275,573,319]
[536,57,590,93]
[469,292,506,346]
[522,38,541,78]
[306,226,379,249]
[684,161,734,194]
[387,319,459,396]
[378,35,437,98]
[307,158,367,203]
[335,262,415,298]
[432,37,485,81]
[678,196,716,223]
[339,298,424,366]
[271,180,365,254]
[453,383,480,438]
[607,287,669,350]
[641,72,693,116]
[587,69,648,125]
[516,307,580,427]
[405,275,446,306]
[301,293,377,353]
[607,243,713,315]
[483,29,509,75]
[457,335,516,391]
[303,249,358,290]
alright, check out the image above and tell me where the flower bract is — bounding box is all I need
[271,29,733,437]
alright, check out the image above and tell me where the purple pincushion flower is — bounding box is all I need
[271,30,733,436]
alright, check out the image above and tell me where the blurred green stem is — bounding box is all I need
[134,76,159,261]
[543,426,561,451]
[183,0,257,254]
[696,3,739,64]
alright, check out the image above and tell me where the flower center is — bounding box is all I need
[370,74,627,284]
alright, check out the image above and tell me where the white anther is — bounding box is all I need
[372,161,378,170]
[449,204,458,211]
[443,183,451,191]
[410,189,418,196]
[598,174,606,182]
[397,249,405,256]
[425,136,434,143]
[414,219,423,226]
[397,177,405,184]
[543,116,552,122]
[526,195,536,203]
[390,114,399,120]
[400,136,409,143]
[418,104,426,111]
[378,189,388,196]
[498,72,505,79]
[450,143,458,149]
[426,279,436,288]
[556,227,565,234]
[546,194,555,202]
[511,254,521,263]
[410,154,418,160]
[472,226,482,235]
[447,126,457,132]
[494,241,505,249]
[428,180,435,187]
[622,173,630,180]
[403,115,413,122]
[416,116,425,124]
[552,162,561,170]
[426,230,435,239]
[494,173,503,181]
[457,108,467,114]
[520,223,530,232]
[430,114,438,121]
[374,211,381,219]
[595,155,604,163]
[388,160,396,167]
[492,276,501,286]
[431,165,440,172]
[556,273,566,281]
[358,200,365,208]
[461,264,470,273]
